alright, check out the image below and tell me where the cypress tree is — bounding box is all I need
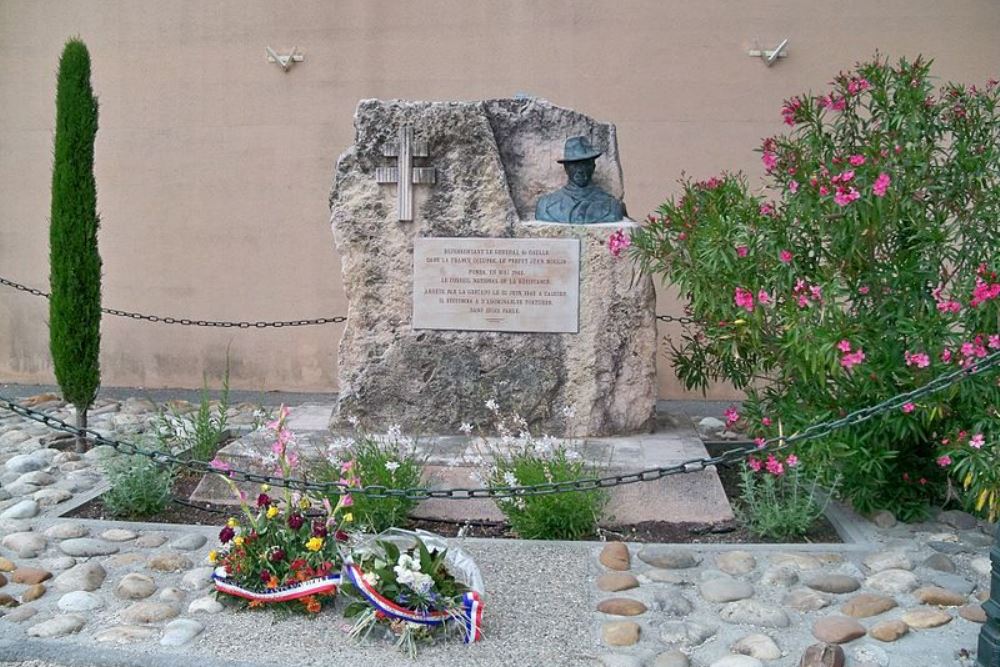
[49,38,101,452]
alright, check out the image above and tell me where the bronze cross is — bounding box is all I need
[375,125,436,222]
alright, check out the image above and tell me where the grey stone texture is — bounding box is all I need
[329,98,655,436]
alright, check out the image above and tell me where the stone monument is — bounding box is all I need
[329,98,656,436]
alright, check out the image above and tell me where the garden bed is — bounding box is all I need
[62,457,842,544]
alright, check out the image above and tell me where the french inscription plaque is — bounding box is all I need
[413,237,580,333]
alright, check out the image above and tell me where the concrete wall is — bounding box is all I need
[2,0,998,399]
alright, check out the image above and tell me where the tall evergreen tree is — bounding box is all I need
[49,38,101,452]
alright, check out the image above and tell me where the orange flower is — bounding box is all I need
[248,599,264,608]
[266,575,279,589]
[305,595,321,613]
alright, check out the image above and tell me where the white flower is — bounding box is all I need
[484,399,499,412]
[213,566,229,579]
[565,449,582,461]
[363,571,380,587]
[411,572,434,595]
[459,422,474,435]
[385,460,400,473]
[502,471,519,487]
[394,566,415,586]
[387,424,403,441]
[397,553,420,572]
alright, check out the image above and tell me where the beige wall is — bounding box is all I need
[2,0,998,399]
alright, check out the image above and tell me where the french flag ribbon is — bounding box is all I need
[212,573,340,603]
[343,562,484,643]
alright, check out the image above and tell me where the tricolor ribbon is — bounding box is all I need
[212,573,340,603]
[343,562,484,643]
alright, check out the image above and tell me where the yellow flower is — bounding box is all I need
[343,513,353,523]
[234,536,245,547]
[227,517,238,529]
[266,506,279,519]
[306,537,324,552]
[207,550,218,563]
[261,484,270,493]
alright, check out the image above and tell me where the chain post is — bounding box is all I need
[979,521,1000,667]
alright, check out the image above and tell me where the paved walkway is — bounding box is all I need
[0,394,993,666]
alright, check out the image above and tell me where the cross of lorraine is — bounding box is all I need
[375,125,436,222]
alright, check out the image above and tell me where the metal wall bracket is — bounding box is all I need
[265,46,304,72]
[748,39,789,66]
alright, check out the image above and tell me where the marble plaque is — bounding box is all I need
[413,237,580,333]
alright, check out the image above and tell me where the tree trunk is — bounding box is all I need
[75,406,88,453]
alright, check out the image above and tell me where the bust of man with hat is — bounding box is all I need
[534,136,625,224]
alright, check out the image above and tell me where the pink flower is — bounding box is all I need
[970,276,1000,307]
[761,417,772,427]
[818,185,830,196]
[765,454,785,476]
[785,454,799,467]
[936,455,952,468]
[847,77,871,95]
[757,290,771,305]
[840,349,866,369]
[858,285,870,295]
[341,494,354,508]
[989,335,1000,349]
[904,351,930,368]
[779,250,793,263]
[762,152,778,172]
[210,458,232,473]
[872,172,891,197]
[834,186,861,207]
[788,180,799,194]
[970,433,985,449]
[734,287,755,312]
[941,349,953,363]
[747,456,762,472]
[754,437,766,448]
[901,402,915,413]
[849,154,866,166]
[607,229,631,258]
[736,245,749,257]
[781,97,803,125]
[724,405,740,427]
[838,169,856,183]
[759,203,776,216]
[837,339,852,352]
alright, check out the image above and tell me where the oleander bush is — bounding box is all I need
[631,54,1000,521]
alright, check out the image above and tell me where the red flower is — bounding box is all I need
[218,526,235,544]
[256,493,271,508]
[335,530,350,543]
[287,513,305,530]
[290,558,307,571]
[312,520,328,538]
[269,548,286,563]
[260,569,271,583]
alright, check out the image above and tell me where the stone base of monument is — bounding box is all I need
[189,404,734,529]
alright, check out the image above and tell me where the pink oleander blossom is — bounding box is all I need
[754,437,766,448]
[936,455,952,468]
[788,180,799,194]
[872,172,891,197]
[607,229,631,258]
[762,152,778,172]
[858,285,870,295]
[747,456,762,472]
[834,186,861,206]
[757,290,771,305]
[941,348,953,363]
[837,339,852,352]
[840,349,866,369]
[759,203,776,216]
[970,433,985,449]
[762,417,772,427]
[786,454,799,468]
[779,249,793,263]
[970,276,1000,307]
[849,154,866,166]
[765,454,785,476]
[724,405,740,427]
[989,335,1000,350]
[736,245,749,257]
[902,402,915,413]
[734,287,755,312]
[904,351,931,368]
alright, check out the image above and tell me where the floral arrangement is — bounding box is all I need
[340,531,484,656]
[209,406,355,613]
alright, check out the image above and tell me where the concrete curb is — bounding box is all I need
[0,636,284,667]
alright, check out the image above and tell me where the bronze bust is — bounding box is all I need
[535,136,624,224]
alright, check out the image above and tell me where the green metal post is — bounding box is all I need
[979,522,1000,666]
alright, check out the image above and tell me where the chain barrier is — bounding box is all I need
[1,350,997,500]
[0,276,345,328]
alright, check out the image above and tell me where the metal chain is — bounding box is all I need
[0,276,345,328]
[656,314,699,325]
[2,350,996,500]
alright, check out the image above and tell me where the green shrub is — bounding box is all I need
[49,38,101,452]
[152,366,230,461]
[630,54,1000,521]
[102,444,174,517]
[313,427,423,532]
[735,457,835,540]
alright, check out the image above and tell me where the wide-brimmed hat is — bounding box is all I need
[557,136,602,163]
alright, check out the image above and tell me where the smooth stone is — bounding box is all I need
[937,509,978,530]
[148,552,193,572]
[923,553,956,573]
[971,557,992,577]
[700,578,754,603]
[0,558,14,572]
[21,584,46,603]
[760,565,799,587]
[160,618,204,646]
[53,562,106,592]
[638,547,700,569]
[652,588,693,616]
[135,534,169,548]
[598,656,643,667]
[105,553,148,568]
[602,620,640,646]
[841,593,896,618]
[14,471,55,486]
[812,616,866,644]
[0,593,17,607]
[180,566,215,591]
[58,461,89,473]
[122,397,157,414]
[158,587,186,603]
[805,574,860,594]
[169,533,209,551]
[659,620,717,647]
[83,445,117,460]
[697,416,725,435]
[27,614,85,637]
[188,596,224,614]
[928,540,967,555]
[100,528,138,542]
[771,553,822,570]
[643,569,686,584]
[720,600,790,628]
[2,605,38,623]
[901,608,951,628]
[597,573,639,592]
[32,488,72,506]
[924,571,975,595]
[11,567,53,585]
[652,650,690,667]
[95,625,159,643]
[731,633,781,660]
[4,455,44,474]
[783,589,831,612]
[869,510,896,529]
[959,604,987,623]
[597,597,648,616]
[1,500,39,519]
[599,542,630,571]
[44,523,89,540]
[716,551,756,575]
[121,601,179,624]
[710,657,762,667]
[862,551,912,573]
[59,538,119,557]
[57,590,104,612]
[915,585,967,606]
[865,569,918,595]
[3,482,40,497]
[39,556,75,571]
[2,532,46,557]
[868,619,908,642]
[115,573,158,600]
